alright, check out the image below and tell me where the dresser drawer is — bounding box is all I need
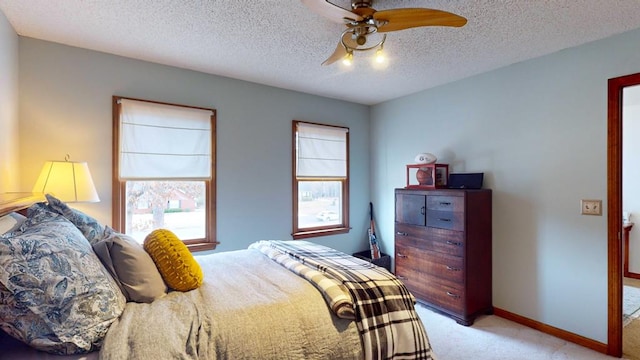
[422,280,466,314]
[395,224,464,256]
[395,265,465,314]
[427,195,464,212]
[395,242,464,283]
[426,210,464,231]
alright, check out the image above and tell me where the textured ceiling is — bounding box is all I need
[2,0,640,105]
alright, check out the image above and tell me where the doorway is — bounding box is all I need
[607,72,640,357]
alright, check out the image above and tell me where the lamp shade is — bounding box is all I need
[32,161,100,203]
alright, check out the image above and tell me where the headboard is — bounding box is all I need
[0,192,44,217]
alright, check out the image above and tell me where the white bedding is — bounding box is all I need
[2,249,361,360]
[99,249,362,359]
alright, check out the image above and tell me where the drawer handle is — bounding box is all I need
[439,218,452,222]
[446,240,462,246]
[446,291,460,299]
[421,206,425,215]
[397,253,408,258]
[446,266,461,272]
[396,231,408,236]
[440,202,451,206]
[397,275,408,281]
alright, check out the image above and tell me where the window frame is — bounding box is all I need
[292,120,350,239]
[112,96,217,251]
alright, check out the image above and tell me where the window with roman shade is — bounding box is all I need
[113,96,217,251]
[292,120,350,239]
[118,99,212,179]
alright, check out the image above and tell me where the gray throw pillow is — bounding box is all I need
[93,227,167,303]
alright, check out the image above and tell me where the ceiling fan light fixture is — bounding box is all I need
[342,51,354,66]
[303,0,468,67]
[374,46,385,64]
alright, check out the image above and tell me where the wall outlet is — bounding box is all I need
[581,199,602,216]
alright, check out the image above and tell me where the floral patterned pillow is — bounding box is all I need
[0,204,126,354]
[45,194,106,245]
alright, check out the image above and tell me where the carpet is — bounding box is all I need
[625,317,640,359]
[414,303,623,359]
[624,285,640,326]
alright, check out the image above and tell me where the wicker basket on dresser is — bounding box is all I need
[394,188,492,325]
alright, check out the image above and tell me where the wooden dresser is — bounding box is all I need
[394,188,492,325]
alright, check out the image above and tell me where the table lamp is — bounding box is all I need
[32,156,100,203]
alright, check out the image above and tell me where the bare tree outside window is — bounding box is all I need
[292,120,350,239]
[112,96,217,251]
[125,181,206,243]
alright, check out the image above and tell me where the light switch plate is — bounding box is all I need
[581,199,602,216]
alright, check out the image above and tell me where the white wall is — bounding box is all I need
[624,95,640,272]
[17,37,371,255]
[371,28,640,343]
[0,10,19,191]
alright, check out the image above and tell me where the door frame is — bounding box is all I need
[607,72,640,357]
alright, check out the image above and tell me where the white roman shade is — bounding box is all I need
[119,99,213,180]
[296,122,348,178]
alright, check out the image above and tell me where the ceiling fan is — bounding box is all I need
[301,0,467,66]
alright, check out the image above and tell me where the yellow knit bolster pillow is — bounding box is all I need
[143,229,203,292]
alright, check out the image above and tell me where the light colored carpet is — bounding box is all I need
[416,303,626,360]
[625,285,640,326]
[624,317,640,360]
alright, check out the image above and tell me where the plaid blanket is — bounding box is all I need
[249,240,435,360]
[250,241,355,319]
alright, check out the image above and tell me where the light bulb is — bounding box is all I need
[375,48,385,63]
[342,52,353,66]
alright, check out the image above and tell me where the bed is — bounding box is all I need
[0,193,434,359]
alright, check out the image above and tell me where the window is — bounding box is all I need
[292,120,349,239]
[112,96,217,251]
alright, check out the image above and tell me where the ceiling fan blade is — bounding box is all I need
[301,0,363,24]
[374,8,467,32]
[321,41,348,66]
[352,7,376,18]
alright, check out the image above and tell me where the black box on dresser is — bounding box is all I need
[394,188,492,326]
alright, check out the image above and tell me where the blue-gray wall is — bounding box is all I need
[370,28,640,343]
[7,6,640,346]
[16,37,371,255]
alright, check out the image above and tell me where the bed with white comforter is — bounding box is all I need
[101,248,362,359]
